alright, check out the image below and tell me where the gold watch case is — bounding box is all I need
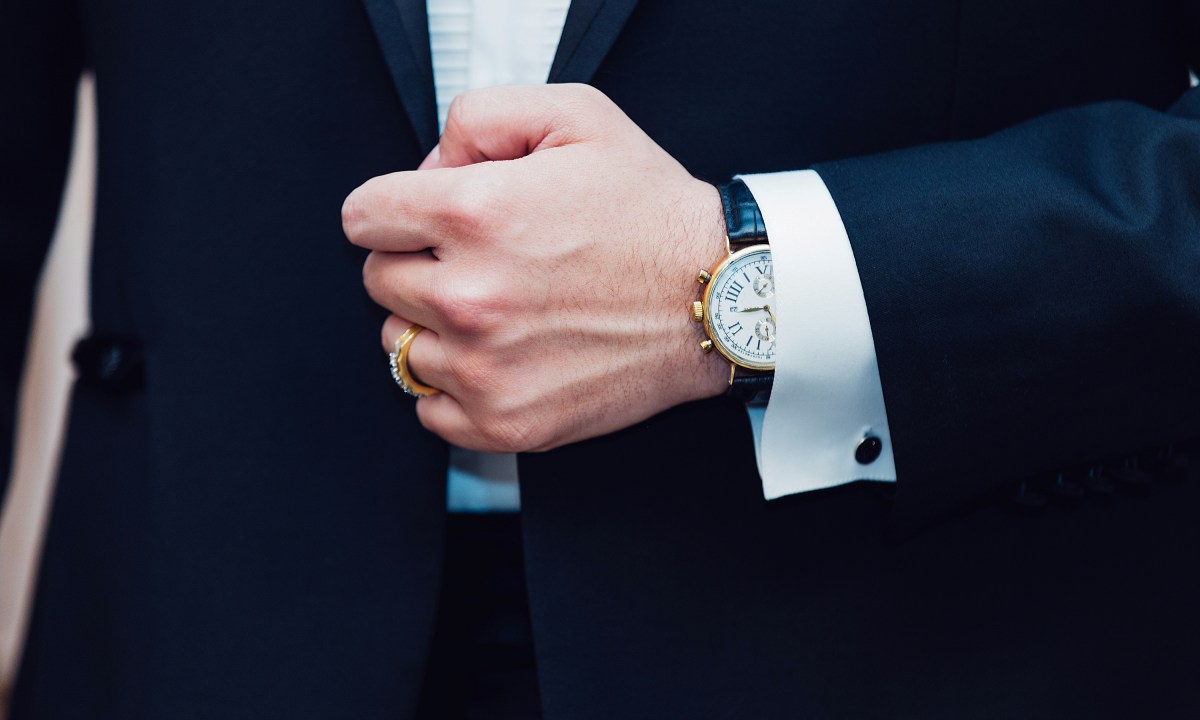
[693,243,775,372]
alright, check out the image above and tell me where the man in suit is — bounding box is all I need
[3,1,1198,718]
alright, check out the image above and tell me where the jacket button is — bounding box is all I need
[72,334,146,392]
[855,435,882,464]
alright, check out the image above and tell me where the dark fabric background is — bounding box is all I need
[2,0,1197,717]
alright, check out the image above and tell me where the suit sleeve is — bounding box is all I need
[0,0,84,501]
[812,24,1200,531]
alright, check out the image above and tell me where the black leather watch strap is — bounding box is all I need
[728,368,773,403]
[716,179,774,402]
[718,179,768,252]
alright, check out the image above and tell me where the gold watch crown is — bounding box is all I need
[691,301,704,322]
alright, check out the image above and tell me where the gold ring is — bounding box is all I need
[388,325,440,397]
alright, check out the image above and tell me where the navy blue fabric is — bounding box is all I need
[815,95,1200,533]
[361,0,438,152]
[5,1,448,717]
[3,0,1198,718]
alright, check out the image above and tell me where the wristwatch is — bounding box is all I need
[691,179,775,402]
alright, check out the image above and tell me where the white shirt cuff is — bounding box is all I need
[738,170,897,499]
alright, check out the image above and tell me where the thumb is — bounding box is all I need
[427,84,614,169]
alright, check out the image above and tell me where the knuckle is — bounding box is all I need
[561,83,608,114]
[475,391,547,453]
[476,414,536,453]
[474,424,511,452]
[436,179,496,238]
[568,82,606,105]
[539,84,613,141]
[438,352,541,453]
[435,277,507,335]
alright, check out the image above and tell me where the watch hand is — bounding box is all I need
[764,304,777,326]
[733,306,767,313]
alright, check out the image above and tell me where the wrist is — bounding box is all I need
[678,180,734,400]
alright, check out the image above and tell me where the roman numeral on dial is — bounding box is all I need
[724,281,744,303]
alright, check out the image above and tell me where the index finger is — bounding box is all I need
[341,166,488,252]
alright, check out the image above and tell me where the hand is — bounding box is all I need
[343,84,729,453]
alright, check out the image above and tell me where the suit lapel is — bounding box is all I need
[360,0,641,149]
[361,0,439,152]
[548,0,641,84]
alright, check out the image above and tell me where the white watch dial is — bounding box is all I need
[705,246,776,370]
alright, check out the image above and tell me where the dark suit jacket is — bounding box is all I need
[3,0,1198,717]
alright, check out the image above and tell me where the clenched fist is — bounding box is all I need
[343,84,729,452]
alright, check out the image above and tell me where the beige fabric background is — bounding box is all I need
[0,76,94,716]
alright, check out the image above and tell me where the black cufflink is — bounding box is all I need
[855,435,882,465]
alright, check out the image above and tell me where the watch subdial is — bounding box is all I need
[755,319,776,343]
[752,273,774,298]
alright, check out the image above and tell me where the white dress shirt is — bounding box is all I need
[428,0,896,511]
